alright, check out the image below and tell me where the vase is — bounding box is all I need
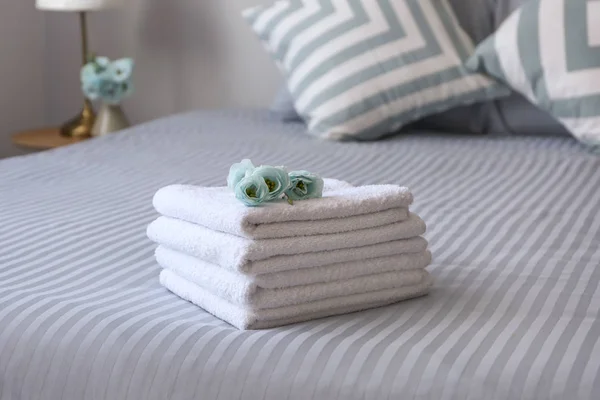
[91,103,130,137]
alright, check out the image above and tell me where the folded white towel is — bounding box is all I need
[152,180,413,239]
[156,246,430,308]
[147,213,427,274]
[156,245,431,288]
[258,250,431,288]
[160,269,433,330]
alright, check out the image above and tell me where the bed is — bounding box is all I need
[1,109,599,399]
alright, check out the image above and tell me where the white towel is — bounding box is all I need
[160,269,433,330]
[156,244,431,288]
[155,246,431,308]
[147,213,427,274]
[152,180,413,239]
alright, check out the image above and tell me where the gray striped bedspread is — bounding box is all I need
[1,110,599,400]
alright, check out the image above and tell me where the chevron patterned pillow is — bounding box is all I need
[243,0,508,140]
[466,0,600,148]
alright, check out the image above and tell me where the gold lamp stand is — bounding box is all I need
[60,11,96,138]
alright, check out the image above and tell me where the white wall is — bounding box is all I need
[0,1,46,158]
[44,0,282,127]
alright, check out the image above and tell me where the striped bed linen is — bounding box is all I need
[1,109,599,400]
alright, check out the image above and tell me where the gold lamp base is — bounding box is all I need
[59,11,96,139]
[60,100,96,138]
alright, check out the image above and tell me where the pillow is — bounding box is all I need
[244,0,508,140]
[466,0,600,145]
[450,0,495,43]
[421,0,570,136]
[494,93,571,136]
[268,0,498,126]
[492,0,526,27]
[266,0,567,137]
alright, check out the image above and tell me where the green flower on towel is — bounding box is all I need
[234,174,269,206]
[285,171,324,201]
[228,160,323,206]
[251,165,291,201]
[227,159,255,190]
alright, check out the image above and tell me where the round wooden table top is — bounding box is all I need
[12,128,89,150]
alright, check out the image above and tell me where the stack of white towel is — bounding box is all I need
[147,179,432,330]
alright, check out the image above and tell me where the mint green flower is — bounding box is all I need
[227,159,255,190]
[98,80,124,105]
[251,166,290,200]
[81,63,99,83]
[81,60,104,100]
[82,79,101,101]
[285,171,324,201]
[235,174,269,206]
[108,58,134,83]
[95,56,110,69]
[80,56,134,104]
[121,79,134,97]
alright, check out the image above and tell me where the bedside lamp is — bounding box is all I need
[37,0,122,138]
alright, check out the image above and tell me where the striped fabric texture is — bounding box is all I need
[244,0,508,140]
[466,0,600,148]
[1,110,600,400]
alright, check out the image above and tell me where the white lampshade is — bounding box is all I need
[36,0,121,11]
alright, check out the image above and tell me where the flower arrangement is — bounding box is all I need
[81,56,134,105]
[227,159,324,206]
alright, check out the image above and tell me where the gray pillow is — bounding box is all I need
[493,95,570,136]
[270,0,568,136]
[450,0,496,43]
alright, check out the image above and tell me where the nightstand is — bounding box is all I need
[12,128,89,150]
